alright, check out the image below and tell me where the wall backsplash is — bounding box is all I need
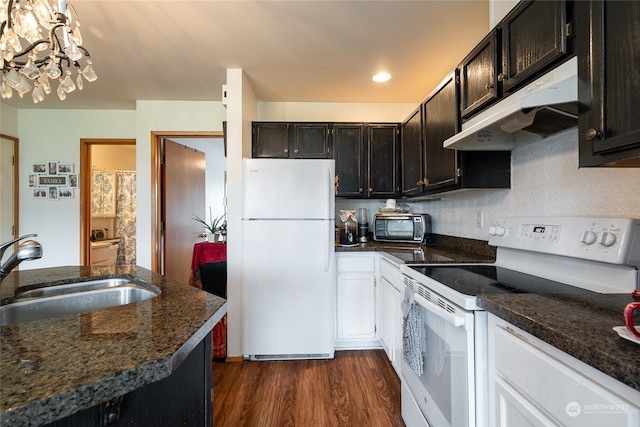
[336,126,640,241]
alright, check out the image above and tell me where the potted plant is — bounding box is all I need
[192,207,226,242]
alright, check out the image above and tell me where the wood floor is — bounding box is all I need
[212,350,405,427]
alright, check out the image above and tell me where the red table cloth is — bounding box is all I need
[189,241,227,359]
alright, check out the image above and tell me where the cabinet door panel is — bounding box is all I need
[423,72,459,191]
[291,123,331,158]
[578,0,640,166]
[460,30,500,119]
[334,124,365,197]
[253,123,289,158]
[336,274,376,340]
[368,124,399,197]
[401,108,424,196]
[502,0,568,92]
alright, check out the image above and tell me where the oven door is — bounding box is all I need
[401,288,476,427]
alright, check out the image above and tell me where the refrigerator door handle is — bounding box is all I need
[324,220,331,272]
[325,165,332,220]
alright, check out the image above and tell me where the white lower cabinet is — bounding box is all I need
[488,314,640,427]
[335,253,379,349]
[378,256,404,375]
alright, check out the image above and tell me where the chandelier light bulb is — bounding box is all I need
[0,0,97,103]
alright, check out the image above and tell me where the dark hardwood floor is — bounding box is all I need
[212,350,405,427]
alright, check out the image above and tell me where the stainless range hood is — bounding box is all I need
[444,56,578,151]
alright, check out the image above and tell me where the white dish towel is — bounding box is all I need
[402,286,423,376]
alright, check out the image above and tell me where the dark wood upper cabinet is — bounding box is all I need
[501,0,571,93]
[400,107,424,196]
[252,122,289,158]
[459,29,501,120]
[577,0,640,167]
[334,124,365,197]
[422,71,460,192]
[252,122,331,159]
[367,124,399,198]
[291,123,332,159]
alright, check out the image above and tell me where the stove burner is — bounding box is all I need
[408,264,587,297]
[453,278,520,293]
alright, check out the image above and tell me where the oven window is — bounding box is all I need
[386,220,414,238]
[414,306,471,426]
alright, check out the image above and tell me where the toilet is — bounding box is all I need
[91,241,119,266]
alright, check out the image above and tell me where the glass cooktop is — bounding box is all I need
[407,264,590,297]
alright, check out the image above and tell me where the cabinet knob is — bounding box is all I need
[369,187,373,193]
[359,187,363,193]
[497,73,506,82]
[294,149,299,154]
[585,128,601,140]
[284,148,289,153]
[485,83,494,90]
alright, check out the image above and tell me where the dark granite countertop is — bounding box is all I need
[478,292,640,392]
[0,266,226,427]
[336,235,496,264]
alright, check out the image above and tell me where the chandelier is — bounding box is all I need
[0,0,96,103]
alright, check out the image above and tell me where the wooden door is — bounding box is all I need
[163,139,205,284]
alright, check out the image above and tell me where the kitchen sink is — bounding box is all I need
[0,277,161,326]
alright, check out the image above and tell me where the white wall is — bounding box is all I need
[134,101,227,269]
[489,0,520,29]
[16,109,135,269]
[0,102,19,136]
[225,69,257,358]
[258,101,415,123]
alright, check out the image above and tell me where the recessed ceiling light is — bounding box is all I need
[372,72,391,83]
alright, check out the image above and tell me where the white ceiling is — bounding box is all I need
[2,0,490,110]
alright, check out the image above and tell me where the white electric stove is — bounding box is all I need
[399,216,640,427]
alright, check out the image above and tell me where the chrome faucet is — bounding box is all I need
[0,234,43,282]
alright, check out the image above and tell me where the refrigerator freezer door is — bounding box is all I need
[242,219,336,359]
[242,158,335,220]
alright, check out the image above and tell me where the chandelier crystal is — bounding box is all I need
[0,0,96,103]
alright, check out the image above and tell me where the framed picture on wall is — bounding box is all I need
[32,163,46,173]
[58,163,74,174]
[48,161,58,175]
[33,188,48,198]
[59,188,74,199]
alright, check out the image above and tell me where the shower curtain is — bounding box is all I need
[115,171,136,265]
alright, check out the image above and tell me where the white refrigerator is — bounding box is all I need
[241,158,336,360]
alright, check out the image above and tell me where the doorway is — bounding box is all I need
[80,139,136,266]
[150,131,225,274]
[0,134,19,245]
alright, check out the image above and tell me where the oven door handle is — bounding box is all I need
[413,293,466,328]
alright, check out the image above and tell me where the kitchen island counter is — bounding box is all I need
[479,292,640,393]
[0,265,226,427]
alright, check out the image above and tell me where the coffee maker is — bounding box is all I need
[357,208,369,243]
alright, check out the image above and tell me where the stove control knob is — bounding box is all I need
[599,231,616,247]
[494,226,506,236]
[488,226,497,236]
[581,230,597,245]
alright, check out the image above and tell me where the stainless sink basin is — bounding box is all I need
[1,277,161,326]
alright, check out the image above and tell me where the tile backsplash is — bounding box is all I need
[337,126,640,241]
